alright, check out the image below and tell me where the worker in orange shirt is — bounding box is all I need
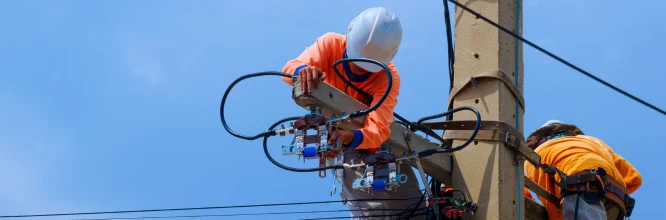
[524,120,642,220]
[281,7,424,219]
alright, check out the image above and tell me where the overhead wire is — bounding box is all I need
[71,210,354,220]
[0,198,424,219]
[16,3,659,220]
[301,209,429,220]
[71,208,423,220]
[447,0,666,116]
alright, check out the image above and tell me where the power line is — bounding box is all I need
[74,210,351,220]
[72,208,422,220]
[299,208,429,220]
[0,198,423,219]
[447,0,666,116]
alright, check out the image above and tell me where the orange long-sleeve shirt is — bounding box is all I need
[524,135,642,220]
[282,32,400,151]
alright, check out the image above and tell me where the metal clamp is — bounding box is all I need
[351,149,409,193]
[280,106,347,178]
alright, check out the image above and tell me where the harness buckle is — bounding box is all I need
[625,196,635,217]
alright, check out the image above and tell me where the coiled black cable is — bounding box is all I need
[220,59,392,141]
[415,106,481,157]
[331,58,392,118]
[263,116,344,172]
[219,71,292,140]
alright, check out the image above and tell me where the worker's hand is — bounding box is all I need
[328,130,354,146]
[298,66,327,94]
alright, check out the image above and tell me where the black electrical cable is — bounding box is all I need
[403,180,431,219]
[443,0,456,128]
[442,0,457,179]
[301,209,429,220]
[416,106,479,125]
[330,60,448,144]
[331,58,392,118]
[72,209,418,220]
[453,189,467,201]
[447,0,666,116]
[434,178,442,220]
[394,120,409,127]
[0,198,424,219]
[261,115,430,219]
[443,0,455,95]
[219,71,292,140]
[263,116,345,172]
[416,106,481,157]
[331,63,413,128]
[72,210,349,220]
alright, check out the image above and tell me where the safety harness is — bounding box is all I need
[527,123,636,219]
[538,164,635,219]
[419,117,636,219]
[411,70,638,219]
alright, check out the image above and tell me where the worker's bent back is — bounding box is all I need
[524,135,642,220]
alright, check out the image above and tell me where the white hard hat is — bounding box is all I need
[541,119,562,128]
[346,7,402,73]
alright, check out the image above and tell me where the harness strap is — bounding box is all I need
[559,169,634,218]
[564,173,599,186]
[524,178,562,209]
[420,120,541,167]
[418,120,636,217]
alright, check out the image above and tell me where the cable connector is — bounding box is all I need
[418,149,438,158]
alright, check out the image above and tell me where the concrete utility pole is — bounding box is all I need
[289,1,549,218]
[447,0,527,219]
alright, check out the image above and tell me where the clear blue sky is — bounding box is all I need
[1,0,664,219]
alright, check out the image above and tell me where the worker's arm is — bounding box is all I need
[282,33,339,86]
[346,65,400,151]
[610,149,642,194]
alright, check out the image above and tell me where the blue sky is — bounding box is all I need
[0,0,664,219]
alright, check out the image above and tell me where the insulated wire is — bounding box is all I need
[403,188,429,219]
[415,106,481,156]
[220,58,399,142]
[263,116,344,172]
[441,3,456,211]
[0,198,424,219]
[443,0,455,95]
[219,71,291,140]
[72,209,420,220]
[301,209,429,220]
[331,59,449,144]
[447,0,666,116]
[331,58,392,118]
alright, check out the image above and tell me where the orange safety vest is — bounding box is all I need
[524,135,642,220]
[282,32,401,152]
